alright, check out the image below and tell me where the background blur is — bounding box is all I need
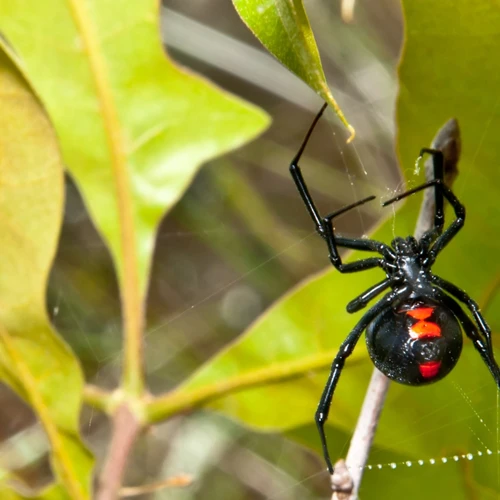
[0,0,404,498]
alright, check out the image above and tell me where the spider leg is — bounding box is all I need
[382,148,445,232]
[288,103,396,269]
[426,183,465,264]
[434,289,500,388]
[346,278,393,313]
[419,148,445,232]
[316,287,409,473]
[431,275,495,357]
[289,103,328,233]
[383,178,465,266]
[323,208,396,261]
[291,171,387,270]
[419,226,440,254]
[322,217,391,273]
[289,121,379,241]
[335,236,395,258]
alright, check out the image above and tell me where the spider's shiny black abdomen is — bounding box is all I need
[365,298,463,385]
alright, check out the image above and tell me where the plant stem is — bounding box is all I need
[331,118,461,499]
[146,349,355,423]
[119,474,192,497]
[83,385,114,414]
[68,0,145,398]
[96,404,141,500]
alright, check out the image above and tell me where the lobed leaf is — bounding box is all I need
[0,50,93,498]
[0,0,269,394]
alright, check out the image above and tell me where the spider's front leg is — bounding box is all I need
[322,212,388,274]
[289,104,394,272]
[288,105,374,247]
[382,151,465,266]
[316,288,409,473]
[419,148,445,232]
[289,103,328,235]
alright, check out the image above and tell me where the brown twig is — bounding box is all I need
[96,404,142,500]
[331,370,390,499]
[331,118,461,499]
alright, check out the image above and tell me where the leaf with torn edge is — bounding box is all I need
[0,50,93,498]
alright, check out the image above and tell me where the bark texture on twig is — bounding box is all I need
[331,119,461,500]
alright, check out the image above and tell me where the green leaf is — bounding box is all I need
[0,50,93,499]
[0,0,269,395]
[0,482,68,500]
[232,0,354,139]
[151,1,500,497]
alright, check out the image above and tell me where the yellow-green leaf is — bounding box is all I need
[0,50,92,499]
[232,0,354,139]
[0,0,269,395]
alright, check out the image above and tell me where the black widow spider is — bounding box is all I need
[290,103,500,474]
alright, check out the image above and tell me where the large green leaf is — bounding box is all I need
[0,51,92,499]
[232,0,354,139]
[0,0,269,394]
[149,1,500,498]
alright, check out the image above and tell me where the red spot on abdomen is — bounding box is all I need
[406,306,442,339]
[419,361,442,379]
[410,321,441,338]
[406,307,434,320]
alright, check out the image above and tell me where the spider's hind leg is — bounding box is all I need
[435,289,500,388]
[316,288,408,473]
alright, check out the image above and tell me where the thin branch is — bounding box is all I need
[83,384,115,414]
[146,350,347,423]
[119,474,193,497]
[331,118,461,499]
[96,404,142,500]
[331,370,390,499]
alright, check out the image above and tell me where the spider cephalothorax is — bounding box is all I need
[289,103,500,473]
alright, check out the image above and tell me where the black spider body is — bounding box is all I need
[289,104,500,474]
[365,236,464,386]
[366,297,463,385]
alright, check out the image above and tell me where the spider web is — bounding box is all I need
[9,1,499,499]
